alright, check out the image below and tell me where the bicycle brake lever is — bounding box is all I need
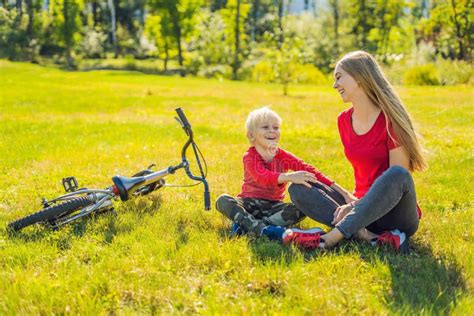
[175,117,190,136]
[175,117,184,127]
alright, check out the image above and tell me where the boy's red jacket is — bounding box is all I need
[238,147,333,201]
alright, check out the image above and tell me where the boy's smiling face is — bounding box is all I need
[249,115,281,151]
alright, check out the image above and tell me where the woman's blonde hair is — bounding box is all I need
[245,107,282,140]
[337,51,427,172]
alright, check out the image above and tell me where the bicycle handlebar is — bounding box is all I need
[176,107,191,131]
[175,108,210,210]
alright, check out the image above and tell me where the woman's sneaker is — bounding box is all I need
[371,229,409,253]
[282,227,325,250]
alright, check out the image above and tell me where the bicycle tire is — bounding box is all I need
[8,196,93,231]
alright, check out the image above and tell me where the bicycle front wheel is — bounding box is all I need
[8,196,93,231]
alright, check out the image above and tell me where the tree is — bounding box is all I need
[107,0,118,57]
[328,0,340,56]
[16,0,22,15]
[219,0,250,78]
[276,0,283,47]
[348,0,375,51]
[232,0,241,79]
[149,0,203,75]
[449,0,472,60]
[347,0,406,58]
[62,0,80,68]
[418,0,472,61]
[373,0,405,59]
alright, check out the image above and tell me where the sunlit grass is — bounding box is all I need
[0,60,472,314]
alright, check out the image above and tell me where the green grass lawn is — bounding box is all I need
[0,60,472,314]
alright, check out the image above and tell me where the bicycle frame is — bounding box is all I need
[29,107,210,230]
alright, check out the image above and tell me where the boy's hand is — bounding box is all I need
[279,171,318,188]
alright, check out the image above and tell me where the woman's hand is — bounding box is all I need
[343,193,358,204]
[279,171,318,188]
[332,203,354,225]
[330,182,358,204]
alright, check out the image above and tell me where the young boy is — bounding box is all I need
[215,107,334,249]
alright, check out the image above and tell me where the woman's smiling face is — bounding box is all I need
[333,64,361,103]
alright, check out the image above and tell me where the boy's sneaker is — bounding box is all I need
[371,229,409,253]
[230,222,244,236]
[282,227,325,250]
[261,225,286,241]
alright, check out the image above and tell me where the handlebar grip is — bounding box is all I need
[176,107,191,129]
[204,190,211,211]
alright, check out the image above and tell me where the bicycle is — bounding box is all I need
[8,108,210,232]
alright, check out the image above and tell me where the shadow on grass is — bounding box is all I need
[223,227,467,313]
[217,226,323,265]
[7,194,164,246]
[79,65,183,76]
[335,240,467,314]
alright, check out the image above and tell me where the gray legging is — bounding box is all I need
[289,166,419,238]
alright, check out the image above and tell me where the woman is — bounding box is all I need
[289,51,427,252]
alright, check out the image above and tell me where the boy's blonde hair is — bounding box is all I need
[245,107,282,140]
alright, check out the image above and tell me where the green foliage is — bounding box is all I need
[251,60,275,82]
[347,0,404,54]
[197,64,233,79]
[61,0,81,46]
[283,13,339,73]
[187,9,232,72]
[436,59,474,85]
[417,0,472,60]
[293,64,328,85]
[0,8,31,60]
[404,64,440,85]
[143,14,162,57]
[80,28,107,58]
[1,1,471,81]
[116,24,137,56]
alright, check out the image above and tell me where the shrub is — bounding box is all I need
[293,64,328,85]
[404,64,440,85]
[184,53,203,76]
[251,60,276,83]
[436,59,473,85]
[0,8,29,60]
[197,64,232,79]
[80,28,107,58]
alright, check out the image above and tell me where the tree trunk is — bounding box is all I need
[16,0,22,15]
[107,0,118,58]
[26,0,33,37]
[277,0,283,48]
[232,0,241,80]
[25,0,35,61]
[63,0,74,68]
[331,0,339,57]
[92,0,98,27]
[171,10,184,76]
[359,0,368,48]
[251,0,259,42]
[163,41,169,72]
[450,0,467,60]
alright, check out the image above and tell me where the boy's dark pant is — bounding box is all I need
[215,194,306,236]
